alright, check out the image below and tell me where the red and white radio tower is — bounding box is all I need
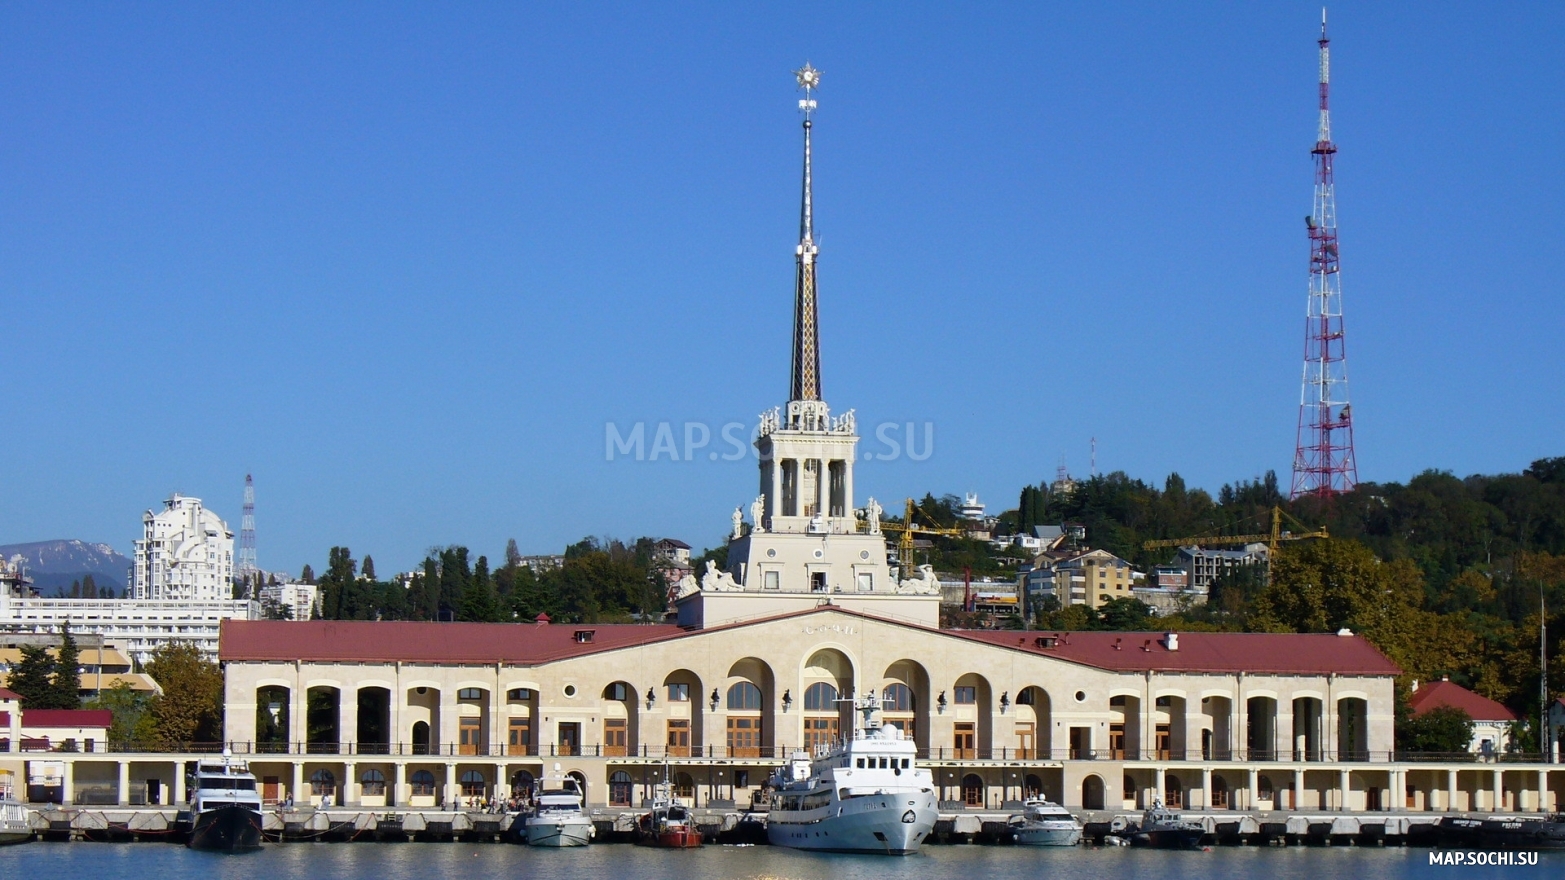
[1291,11,1358,499]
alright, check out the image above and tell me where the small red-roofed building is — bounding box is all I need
[0,687,112,753]
[1408,677,1518,756]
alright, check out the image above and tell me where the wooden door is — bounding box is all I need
[727,716,760,757]
[803,717,838,753]
[954,723,976,759]
[262,776,280,804]
[459,717,482,756]
[508,718,532,755]
[557,722,580,756]
[1109,723,1126,759]
[1155,724,1171,760]
[667,719,690,757]
[603,718,627,756]
[1015,722,1034,759]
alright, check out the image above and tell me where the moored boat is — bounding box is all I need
[0,774,32,846]
[1127,800,1204,850]
[637,782,702,848]
[1008,796,1082,846]
[520,768,595,847]
[185,755,264,852]
[765,691,938,855]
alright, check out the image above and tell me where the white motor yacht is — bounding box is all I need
[1008,796,1082,846]
[521,767,594,847]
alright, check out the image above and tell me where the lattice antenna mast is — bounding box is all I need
[1291,10,1359,499]
[238,473,257,592]
[789,63,823,408]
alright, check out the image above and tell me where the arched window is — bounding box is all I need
[410,770,436,797]
[1024,774,1043,799]
[460,770,486,798]
[962,773,984,807]
[309,769,336,796]
[609,771,632,807]
[727,682,762,711]
[803,682,837,712]
[360,769,386,796]
[674,772,695,799]
[882,683,914,712]
[411,720,431,755]
[510,770,535,798]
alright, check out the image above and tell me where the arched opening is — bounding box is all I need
[460,770,486,799]
[306,686,341,754]
[309,768,336,798]
[1082,774,1105,810]
[725,658,774,757]
[1108,693,1141,760]
[360,769,386,797]
[1211,774,1230,809]
[406,686,440,754]
[1014,686,1051,758]
[410,769,436,798]
[1292,697,1324,761]
[602,681,637,757]
[456,687,489,756]
[510,769,535,802]
[961,773,984,807]
[567,771,588,805]
[803,682,839,754]
[1024,773,1043,799]
[255,685,290,752]
[663,669,703,757]
[504,686,538,756]
[1202,695,1233,760]
[953,673,993,758]
[1247,696,1277,760]
[882,660,931,753]
[803,648,855,749]
[1153,695,1187,759]
[356,686,391,754]
[1123,773,1137,806]
[609,771,633,807]
[1337,697,1368,761]
[1257,774,1275,805]
[411,721,431,755]
[1164,773,1184,808]
[674,772,695,800]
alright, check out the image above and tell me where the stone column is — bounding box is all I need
[1292,767,1304,811]
[1154,767,1165,807]
[1338,768,1350,811]
[495,762,506,800]
[1492,769,1503,812]
[1540,769,1550,814]
[390,682,403,755]
[1248,767,1259,810]
[843,458,854,524]
[444,762,458,810]
[343,761,356,808]
[118,760,131,806]
[62,760,74,806]
[292,762,304,806]
[770,459,783,522]
[816,458,828,520]
[393,761,406,807]
[339,690,356,755]
[173,760,186,805]
[289,684,305,749]
[1201,767,1212,809]
[1446,768,1457,811]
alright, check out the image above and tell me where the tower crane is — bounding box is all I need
[1141,505,1328,555]
[879,497,967,574]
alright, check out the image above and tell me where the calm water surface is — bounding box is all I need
[2,842,1560,879]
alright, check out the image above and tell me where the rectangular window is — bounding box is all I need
[459,717,482,756]
[557,722,581,757]
[458,688,483,700]
[508,718,532,755]
[604,718,627,756]
[667,683,689,702]
[1015,722,1035,760]
[727,716,761,758]
[954,686,976,705]
[953,722,976,759]
[764,570,780,590]
[667,719,690,757]
[803,717,838,753]
[856,572,873,592]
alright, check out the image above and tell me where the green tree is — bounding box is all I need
[1097,597,1154,631]
[145,644,225,748]
[460,555,504,622]
[6,644,56,708]
[1399,705,1474,754]
[361,555,376,581]
[85,681,154,747]
[48,623,81,709]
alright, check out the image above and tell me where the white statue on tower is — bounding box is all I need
[865,497,882,535]
[732,507,744,540]
[750,495,766,533]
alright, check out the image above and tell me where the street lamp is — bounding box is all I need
[781,690,793,712]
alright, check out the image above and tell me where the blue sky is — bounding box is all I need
[2,3,1561,576]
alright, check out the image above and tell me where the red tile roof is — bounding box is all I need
[21,709,112,729]
[0,687,20,700]
[222,612,1401,677]
[951,629,1402,675]
[1408,679,1517,722]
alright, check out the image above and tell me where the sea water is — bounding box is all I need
[1,841,1559,879]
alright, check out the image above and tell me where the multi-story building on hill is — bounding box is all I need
[132,495,235,601]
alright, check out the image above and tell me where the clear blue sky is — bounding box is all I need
[3,3,1561,576]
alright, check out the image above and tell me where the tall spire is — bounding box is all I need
[790,63,822,403]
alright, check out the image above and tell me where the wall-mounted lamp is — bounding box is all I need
[645,687,657,711]
[999,692,1010,714]
[710,688,721,712]
[937,691,948,714]
[781,689,793,713]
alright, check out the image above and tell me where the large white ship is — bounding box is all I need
[765,692,937,854]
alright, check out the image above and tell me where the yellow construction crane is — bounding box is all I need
[1141,505,1328,554]
[879,497,968,573]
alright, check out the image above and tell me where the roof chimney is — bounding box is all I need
[1166,632,1179,651]
[1336,628,1353,636]
[1411,679,1419,693]
[534,613,551,626]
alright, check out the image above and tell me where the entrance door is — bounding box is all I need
[508,718,532,755]
[954,723,976,759]
[667,719,690,757]
[1015,722,1035,759]
[262,776,280,804]
[146,779,162,806]
[1109,724,1126,759]
[1155,724,1171,760]
[604,718,627,756]
[727,717,760,757]
[557,722,581,756]
[803,717,838,753]
[1069,726,1091,760]
[962,773,984,806]
[459,717,482,756]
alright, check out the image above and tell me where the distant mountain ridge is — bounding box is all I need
[0,539,131,594]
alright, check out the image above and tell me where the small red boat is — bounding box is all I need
[636,783,703,848]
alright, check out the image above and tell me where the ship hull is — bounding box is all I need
[1012,824,1082,846]
[524,817,594,847]
[1130,827,1204,849]
[187,805,263,852]
[768,792,937,855]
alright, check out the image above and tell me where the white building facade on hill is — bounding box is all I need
[132,495,235,601]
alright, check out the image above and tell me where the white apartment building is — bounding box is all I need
[259,581,318,621]
[132,495,235,601]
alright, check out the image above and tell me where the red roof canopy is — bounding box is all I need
[222,612,1401,677]
[21,709,112,729]
[0,687,21,701]
[1408,679,1517,722]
